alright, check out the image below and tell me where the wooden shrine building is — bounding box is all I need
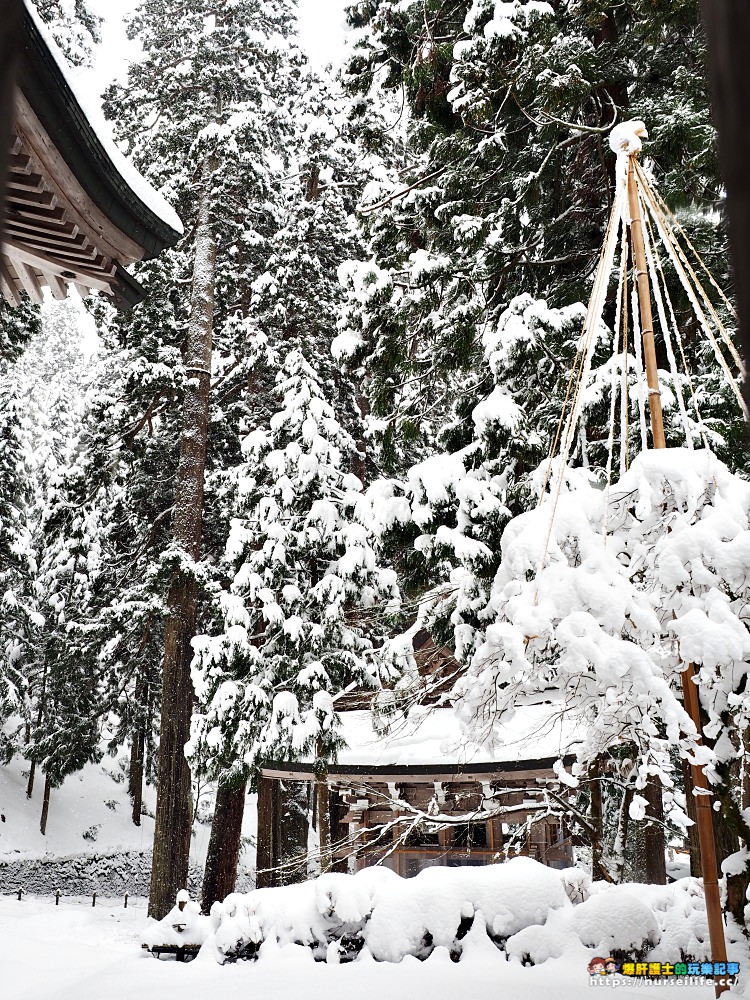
[256,702,578,885]
[2,2,182,310]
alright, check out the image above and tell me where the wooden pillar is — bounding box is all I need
[256,774,277,889]
[315,738,331,874]
[682,663,728,993]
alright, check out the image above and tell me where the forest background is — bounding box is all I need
[2,0,750,932]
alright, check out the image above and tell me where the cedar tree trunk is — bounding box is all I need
[589,760,608,881]
[39,773,51,836]
[148,158,217,918]
[129,683,147,828]
[201,778,246,913]
[643,777,667,884]
[700,1,750,415]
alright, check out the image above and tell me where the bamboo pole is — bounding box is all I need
[682,659,728,995]
[627,154,728,996]
[627,158,666,449]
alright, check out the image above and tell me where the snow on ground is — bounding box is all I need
[0,893,742,1000]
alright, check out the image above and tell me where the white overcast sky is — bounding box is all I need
[83,0,351,96]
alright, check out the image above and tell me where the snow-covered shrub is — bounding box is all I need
[202,858,572,964]
[184,862,721,968]
[505,907,579,966]
[572,887,660,958]
[142,889,211,950]
[630,878,709,963]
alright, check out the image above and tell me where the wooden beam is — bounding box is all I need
[5,240,115,294]
[3,238,116,293]
[261,764,559,784]
[7,172,44,193]
[6,187,56,208]
[44,270,67,300]
[4,214,78,239]
[8,151,31,173]
[15,262,43,304]
[6,228,98,262]
[255,775,277,889]
[6,203,66,224]
[0,257,21,305]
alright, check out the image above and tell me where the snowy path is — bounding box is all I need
[0,896,740,1000]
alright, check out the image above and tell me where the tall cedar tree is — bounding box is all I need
[100,0,303,917]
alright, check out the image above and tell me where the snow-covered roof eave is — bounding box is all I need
[265,703,583,777]
[22,0,183,247]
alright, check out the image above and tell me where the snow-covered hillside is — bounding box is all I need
[0,751,257,894]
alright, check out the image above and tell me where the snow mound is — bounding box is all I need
[142,892,211,949]
[186,865,718,969]
[572,886,659,956]
[202,859,573,964]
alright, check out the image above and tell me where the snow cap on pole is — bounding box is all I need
[608,120,648,158]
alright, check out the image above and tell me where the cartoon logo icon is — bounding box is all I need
[588,957,607,976]
[605,958,619,974]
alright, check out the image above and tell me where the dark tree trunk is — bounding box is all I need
[305,162,320,203]
[256,774,278,888]
[643,778,667,884]
[26,761,35,801]
[148,158,216,919]
[711,761,750,926]
[129,674,148,827]
[589,760,608,881]
[129,728,145,828]
[615,784,634,882]
[700,1,750,416]
[27,663,49,801]
[201,778,246,913]
[39,773,51,836]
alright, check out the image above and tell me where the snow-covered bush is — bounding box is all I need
[182,859,715,967]
[572,888,659,958]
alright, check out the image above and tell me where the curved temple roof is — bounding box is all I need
[2,3,182,310]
